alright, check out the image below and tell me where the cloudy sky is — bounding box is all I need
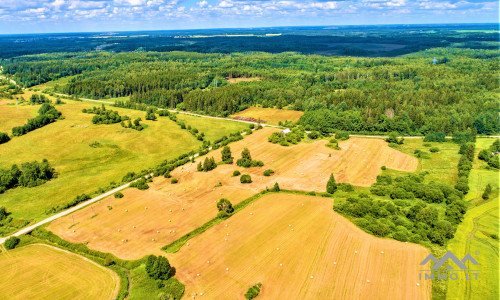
[0,0,498,34]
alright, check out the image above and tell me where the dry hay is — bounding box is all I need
[231,107,304,124]
[49,127,416,260]
[0,244,119,300]
[227,77,261,84]
[169,193,432,300]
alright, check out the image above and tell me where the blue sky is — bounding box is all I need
[0,0,498,34]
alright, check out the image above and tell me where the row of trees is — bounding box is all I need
[12,103,62,136]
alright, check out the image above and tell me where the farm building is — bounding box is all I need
[282,128,291,135]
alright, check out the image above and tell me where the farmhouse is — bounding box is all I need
[281,128,291,135]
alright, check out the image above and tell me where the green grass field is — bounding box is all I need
[0,99,244,233]
[175,113,249,142]
[445,137,499,300]
[128,264,184,300]
[383,139,461,185]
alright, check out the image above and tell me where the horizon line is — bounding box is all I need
[1,22,498,37]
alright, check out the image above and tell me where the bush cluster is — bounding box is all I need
[263,169,274,176]
[121,117,144,131]
[477,139,500,169]
[268,126,305,146]
[0,132,10,144]
[236,148,263,168]
[84,105,128,125]
[424,132,446,142]
[0,159,56,193]
[240,174,252,184]
[197,157,217,172]
[130,177,149,190]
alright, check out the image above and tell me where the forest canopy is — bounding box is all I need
[2,47,498,135]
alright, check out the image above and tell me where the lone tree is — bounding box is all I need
[327,174,337,194]
[270,182,280,192]
[217,198,234,214]
[145,255,172,280]
[221,146,233,164]
[482,183,492,200]
[241,148,252,161]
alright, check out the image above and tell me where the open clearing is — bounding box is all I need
[175,113,249,141]
[231,107,304,124]
[169,193,431,299]
[227,77,261,84]
[0,244,119,300]
[0,99,201,226]
[49,127,416,259]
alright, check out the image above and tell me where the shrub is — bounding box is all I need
[386,132,404,144]
[381,166,386,170]
[263,169,274,176]
[232,170,241,177]
[114,192,124,198]
[0,132,10,144]
[308,131,320,139]
[103,257,115,266]
[130,177,149,190]
[4,236,20,250]
[429,147,440,153]
[424,132,446,143]
[245,283,262,300]
[240,174,252,184]
[171,178,178,184]
[335,131,350,141]
[338,183,354,192]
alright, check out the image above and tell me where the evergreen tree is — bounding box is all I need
[221,146,233,163]
[327,173,337,194]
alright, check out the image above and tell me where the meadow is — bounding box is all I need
[0,244,119,300]
[174,113,249,142]
[0,98,202,230]
[446,138,499,300]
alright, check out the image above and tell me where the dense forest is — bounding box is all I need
[0,24,497,59]
[3,46,497,135]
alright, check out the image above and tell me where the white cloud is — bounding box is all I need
[219,1,234,8]
[197,1,208,8]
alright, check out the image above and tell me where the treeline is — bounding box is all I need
[0,159,56,193]
[12,103,62,136]
[4,49,498,135]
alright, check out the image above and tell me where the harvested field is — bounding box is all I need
[170,193,432,300]
[231,107,304,124]
[0,244,119,300]
[49,127,417,259]
[227,77,261,84]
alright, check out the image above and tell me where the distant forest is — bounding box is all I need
[0,24,498,58]
[1,25,498,136]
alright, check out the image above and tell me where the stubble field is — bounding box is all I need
[48,127,417,259]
